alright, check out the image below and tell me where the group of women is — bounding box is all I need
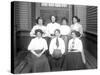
[25,15,86,73]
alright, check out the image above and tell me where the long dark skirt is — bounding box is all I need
[25,52,50,73]
[63,52,85,70]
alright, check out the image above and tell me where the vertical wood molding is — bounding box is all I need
[69,5,72,25]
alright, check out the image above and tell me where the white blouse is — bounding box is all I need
[46,22,60,35]
[71,23,83,35]
[68,38,83,52]
[60,25,71,35]
[28,37,48,51]
[49,37,65,55]
[30,24,48,37]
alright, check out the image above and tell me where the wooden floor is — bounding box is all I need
[84,49,97,69]
[14,49,97,73]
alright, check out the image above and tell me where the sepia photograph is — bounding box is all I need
[11,1,97,74]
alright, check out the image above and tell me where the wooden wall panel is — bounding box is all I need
[14,1,32,31]
[86,6,97,35]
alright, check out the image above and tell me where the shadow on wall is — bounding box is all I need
[16,31,32,55]
[84,32,97,59]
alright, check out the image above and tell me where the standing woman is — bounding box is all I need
[71,16,83,38]
[65,30,86,70]
[46,15,60,38]
[46,15,61,51]
[60,17,71,53]
[27,29,50,72]
[30,17,48,37]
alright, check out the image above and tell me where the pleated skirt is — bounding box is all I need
[25,52,50,73]
[63,52,86,70]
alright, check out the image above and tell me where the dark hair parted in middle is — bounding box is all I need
[35,29,44,35]
[61,17,68,23]
[50,15,58,22]
[36,17,44,24]
[54,29,60,34]
[72,16,80,23]
[71,30,81,37]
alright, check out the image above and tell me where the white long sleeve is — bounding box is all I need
[68,38,83,52]
[49,37,65,55]
[60,25,71,35]
[30,25,48,37]
[71,23,83,36]
[46,22,60,35]
[28,37,48,51]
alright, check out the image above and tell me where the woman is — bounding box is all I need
[46,15,61,50]
[46,15,60,38]
[63,30,86,70]
[30,17,48,37]
[71,16,83,38]
[48,29,65,71]
[27,29,50,72]
[60,17,71,53]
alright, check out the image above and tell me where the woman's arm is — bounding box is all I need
[61,39,65,54]
[28,39,41,57]
[78,39,86,64]
[38,48,45,56]
[31,50,40,57]
[81,50,86,64]
[68,40,72,52]
[30,26,37,37]
[79,24,83,38]
[49,39,54,56]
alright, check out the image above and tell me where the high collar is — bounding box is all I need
[36,37,42,40]
[51,22,56,24]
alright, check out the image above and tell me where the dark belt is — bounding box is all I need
[34,50,43,54]
[69,49,80,52]
[51,34,54,36]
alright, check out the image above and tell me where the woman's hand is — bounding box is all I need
[36,54,41,58]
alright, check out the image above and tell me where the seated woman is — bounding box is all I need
[63,30,86,70]
[27,29,50,72]
[48,29,65,71]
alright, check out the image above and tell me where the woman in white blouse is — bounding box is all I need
[71,16,83,38]
[30,17,48,37]
[48,29,65,71]
[27,29,50,72]
[63,30,86,70]
[46,15,60,38]
[60,17,71,53]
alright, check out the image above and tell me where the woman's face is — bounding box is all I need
[73,17,77,24]
[51,16,56,22]
[38,19,43,25]
[71,32,76,38]
[36,32,42,38]
[62,19,67,25]
[55,30,60,37]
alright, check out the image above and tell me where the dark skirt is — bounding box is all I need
[25,52,50,73]
[63,52,85,70]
